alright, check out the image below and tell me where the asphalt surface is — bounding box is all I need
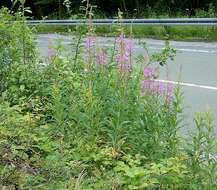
[36,34,217,134]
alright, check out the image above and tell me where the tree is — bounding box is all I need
[1,0,216,18]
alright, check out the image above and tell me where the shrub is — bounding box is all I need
[0,8,37,105]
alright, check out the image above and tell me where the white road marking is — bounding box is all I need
[144,41,217,49]
[149,46,217,53]
[155,79,217,91]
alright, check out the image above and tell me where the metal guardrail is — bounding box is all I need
[26,18,217,26]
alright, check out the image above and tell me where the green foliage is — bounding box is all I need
[28,0,217,18]
[0,8,36,96]
[0,8,216,190]
[185,110,217,189]
[32,0,217,41]
[114,156,189,190]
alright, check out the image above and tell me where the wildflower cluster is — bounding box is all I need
[84,36,110,67]
[84,33,136,71]
[142,67,174,103]
[83,32,175,106]
[83,33,174,104]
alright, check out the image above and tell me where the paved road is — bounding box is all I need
[36,34,217,134]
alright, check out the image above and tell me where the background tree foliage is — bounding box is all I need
[0,0,217,18]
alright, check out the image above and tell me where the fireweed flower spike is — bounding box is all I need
[142,80,154,92]
[126,39,134,66]
[142,67,170,98]
[142,80,165,95]
[116,32,134,73]
[154,81,166,95]
[84,36,96,67]
[143,67,155,78]
[96,49,108,66]
[157,82,166,94]
[142,67,155,94]
[166,83,174,103]
[84,36,95,50]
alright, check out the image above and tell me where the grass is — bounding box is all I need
[35,24,217,41]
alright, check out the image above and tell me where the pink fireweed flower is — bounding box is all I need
[84,36,96,66]
[143,67,155,78]
[117,63,132,72]
[142,80,154,92]
[117,32,125,43]
[151,81,166,94]
[126,39,134,66]
[96,49,108,66]
[166,83,174,103]
[142,66,174,104]
[125,39,134,55]
[116,32,135,73]
[142,80,165,94]
[116,32,128,64]
[84,36,95,50]
[156,82,166,94]
[116,54,129,63]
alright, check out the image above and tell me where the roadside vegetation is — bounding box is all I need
[36,1,217,41]
[4,0,217,19]
[0,6,217,190]
[1,0,217,41]
[36,25,217,41]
